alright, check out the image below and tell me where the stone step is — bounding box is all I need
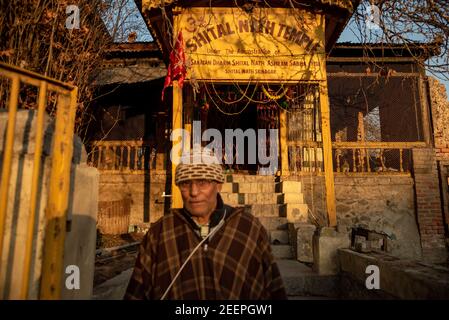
[279,192,304,204]
[221,182,277,194]
[225,175,277,183]
[271,245,294,259]
[249,204,286,217]
[257,217,288,231]
[277,260,339,298]
[221,192,305,205]
[280,203,309,221]
[220,193,245,205]
[220,182,239,193]
[277,181,302,193]
[236,182,277,194]
[270,230,289,245]
[248,203,308,219]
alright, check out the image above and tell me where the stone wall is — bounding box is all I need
[285,173,421,260]
[98,170,169,228]
[0,110,98,299]
[335,174,422,260]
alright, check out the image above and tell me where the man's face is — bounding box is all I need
[179,179,222,220]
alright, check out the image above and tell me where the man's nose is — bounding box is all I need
[189,182,199,196]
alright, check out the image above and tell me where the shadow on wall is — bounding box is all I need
[0,110,99,299]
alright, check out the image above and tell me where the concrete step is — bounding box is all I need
[225,174,277,183]
[279,192,304,204]
[280,203,309,221]
[277,260,339,298]
[271,245,294,259]
[221,192,305,205]
[249,204,286,217]
[220,193,245,205]
[277,181,302,193]
[236,182,276,194]
[221,182,277,194]
[249,193,281,204]
[257,217,288,231]
[270,230,289,245]
[249,203,308,220]
[220,182,239,193]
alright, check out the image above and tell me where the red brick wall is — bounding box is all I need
[412,148,447,262]
[429,77,449,257]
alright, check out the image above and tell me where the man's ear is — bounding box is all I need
[217,183,223,192]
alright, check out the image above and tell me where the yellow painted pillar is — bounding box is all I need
[171,80,183,209]
[183,90,192,152]
[170,8,184,209]
[279,109,289,176]
[319,82,337,227]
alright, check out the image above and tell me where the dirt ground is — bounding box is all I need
[96,232,145,249]
[94,232,145,287]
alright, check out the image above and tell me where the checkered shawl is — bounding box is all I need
[124,204,287,300]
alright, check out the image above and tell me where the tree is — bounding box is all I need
[0,0,150,140]
[346,0,449,81]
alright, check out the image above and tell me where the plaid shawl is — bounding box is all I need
[124,198,287,300]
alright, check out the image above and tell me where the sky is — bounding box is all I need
[102,0,152,42]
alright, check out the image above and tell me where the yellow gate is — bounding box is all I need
[0,62,78,299]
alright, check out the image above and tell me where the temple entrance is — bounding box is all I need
[187,83,280,174]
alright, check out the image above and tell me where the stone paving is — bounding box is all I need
[92,259,335,300]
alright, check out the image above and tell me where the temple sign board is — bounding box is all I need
[177,7,326,82]
[171,6,336,226]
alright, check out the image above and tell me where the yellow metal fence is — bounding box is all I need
[0,62,78,299]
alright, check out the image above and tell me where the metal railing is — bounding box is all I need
[0,62,78,299]
[287,141,427,174]
[333,142,427,173]
[287,141,324,173]
[88,140,161,173]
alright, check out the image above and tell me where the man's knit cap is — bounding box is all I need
[175,148,225,185]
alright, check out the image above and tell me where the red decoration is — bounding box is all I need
[161,31,186,101]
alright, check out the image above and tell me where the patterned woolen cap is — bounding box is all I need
[175,149,225,185]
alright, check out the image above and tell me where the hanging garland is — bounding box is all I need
[204,83,258,116]
[261,85,289,100]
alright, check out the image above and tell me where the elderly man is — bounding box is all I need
[124,149,287,300]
